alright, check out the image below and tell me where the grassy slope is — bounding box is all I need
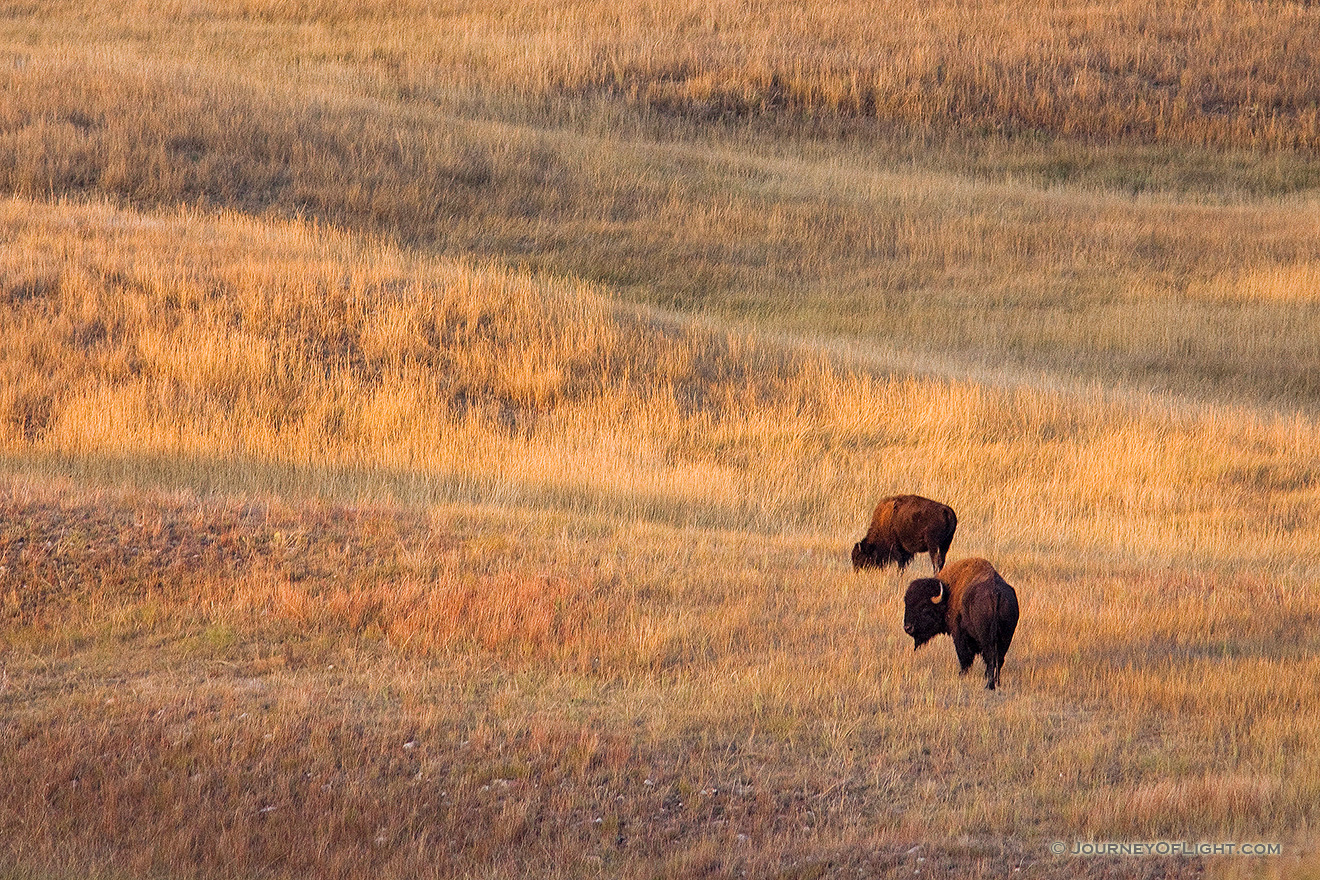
[5,6,1320,406]
[2,1,1320,877]
[3,196,1317,880]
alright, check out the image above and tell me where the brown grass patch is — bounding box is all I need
[2,478,1317,878]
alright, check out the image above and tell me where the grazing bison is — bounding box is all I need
[903,557,1019,690]
[852,495,957,574]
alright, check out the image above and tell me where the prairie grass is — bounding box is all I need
[3,196,1319,566]
[2,479,1317,879]
[5,43,1320,407]
[1,196,1319,877]
[3,1,1320,877]
[8,0,1320,153]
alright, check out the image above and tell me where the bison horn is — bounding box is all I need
[931,582,945,604]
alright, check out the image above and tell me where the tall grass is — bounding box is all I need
[3,1,1320,876]
[2,473,1317,877]
[3,195,1318,566]
[9,0,1320,152]
[6,2,1320,412]
[5,52,1320,406]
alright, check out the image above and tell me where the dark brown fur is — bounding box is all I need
[852,495,957,574]
[903,557,1019,690]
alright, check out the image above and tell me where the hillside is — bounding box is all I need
[3,193,1317,878]
[2,2,1319,878]
[5,3,1320,406]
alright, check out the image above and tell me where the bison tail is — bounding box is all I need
[984,590,1003,690]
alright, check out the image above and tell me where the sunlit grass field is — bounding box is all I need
[2,1,1320,877]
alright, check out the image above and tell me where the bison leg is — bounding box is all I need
[925,527,952,574]
[934,537,952,573]
[982,639,1004,690]
[998,618,1017,660]
[953,634,978,675]
[988,617,1016,689]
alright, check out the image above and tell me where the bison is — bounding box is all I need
[852,495,957,574]
[903,557,1019,690]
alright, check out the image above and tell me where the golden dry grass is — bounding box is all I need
[3,1,1320,877]
[2,471,1319,875]
[2,482,1318,878]
[5,36,1320,407]
[3,196,1318,565]
[2,196,1319,878]
[9,0,1320,152]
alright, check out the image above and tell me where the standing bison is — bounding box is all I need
[903,557,1019,690]
[851,495,957,574]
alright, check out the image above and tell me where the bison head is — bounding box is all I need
[903,577,949,649]
[851,539,913,571]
